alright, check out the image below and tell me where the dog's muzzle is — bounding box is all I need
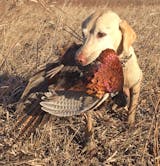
[75,52,88,66]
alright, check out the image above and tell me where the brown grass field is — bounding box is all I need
[0,0,160,165]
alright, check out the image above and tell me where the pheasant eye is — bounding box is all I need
[97,32,106,38]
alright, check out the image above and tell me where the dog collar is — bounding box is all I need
[120,54,132,67]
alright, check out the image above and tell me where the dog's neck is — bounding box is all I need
[114,30,133,67]
[117,36,123,55]
[113,29,123,55]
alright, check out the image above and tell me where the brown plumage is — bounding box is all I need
[14,43,81,140]
[13,43,123,141]
[86,49,124,98]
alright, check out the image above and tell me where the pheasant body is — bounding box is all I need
[13,44,124,140]
[86,49,124,98]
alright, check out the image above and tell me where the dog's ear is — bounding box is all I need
[120,20,136,53]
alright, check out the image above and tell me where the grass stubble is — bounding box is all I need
[0,0,159,165]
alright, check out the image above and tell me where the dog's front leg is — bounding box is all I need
[82,111,97,152]
[128,76,142,126]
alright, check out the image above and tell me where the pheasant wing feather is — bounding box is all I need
[40,91,109,116]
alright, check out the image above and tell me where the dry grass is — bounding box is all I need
[0,0,160,165]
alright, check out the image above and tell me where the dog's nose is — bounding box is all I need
[76,53,87,65]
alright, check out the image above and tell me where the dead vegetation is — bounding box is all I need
[0,0,159,165]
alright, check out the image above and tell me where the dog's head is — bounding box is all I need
[75,11,136,66]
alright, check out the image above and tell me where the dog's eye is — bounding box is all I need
[97,32,106,38]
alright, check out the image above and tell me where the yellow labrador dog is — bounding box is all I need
[76,10,143,127]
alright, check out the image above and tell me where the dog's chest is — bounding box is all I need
[122,56,141,88]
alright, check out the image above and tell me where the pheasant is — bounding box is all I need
[13,43,124,141]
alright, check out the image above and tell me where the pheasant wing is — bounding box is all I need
[20,58,64,100]
[40,91,109,116]
[14,43,82,140]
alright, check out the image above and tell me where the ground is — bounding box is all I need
[0,0,159,166]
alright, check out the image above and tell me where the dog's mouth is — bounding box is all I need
[77,54,105,82]
[77,49,118,83]
[78,49,116,70]
[77,56,101,74]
